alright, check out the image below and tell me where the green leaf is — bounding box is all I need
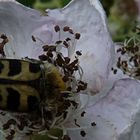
[60,0,71,7]
[16,0,35,7]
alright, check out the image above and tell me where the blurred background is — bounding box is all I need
[16,0,140,42]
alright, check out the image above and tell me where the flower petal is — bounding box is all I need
[82,78,140,140]
[0,1,58,59]
[47,0,115,94]
[64,78,140,139]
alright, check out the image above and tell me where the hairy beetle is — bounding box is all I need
[0,58,66,112]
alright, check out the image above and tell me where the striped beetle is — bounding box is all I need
[0,58,66,112]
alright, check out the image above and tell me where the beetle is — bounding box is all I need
[0,84,40,112]
[0,58,66,112]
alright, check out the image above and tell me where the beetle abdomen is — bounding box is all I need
[0,59,42,81]
[0,84,40,112]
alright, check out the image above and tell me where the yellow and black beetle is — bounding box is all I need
[0,58,66,112]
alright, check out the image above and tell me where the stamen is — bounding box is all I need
[114,25,140,79]
[54,25,61,40]
[33,36,45,45]
[0,25,87,140]
[75,33,81,40]
[63,26,70,32]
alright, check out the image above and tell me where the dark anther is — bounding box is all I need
[63,41,69,48]
[77,81,87,92]
[68,59,78,68]
[75,33,81,40]
[42,45,56,52]
[55,40,62,44]
[113,69,117,74]
[80,130,86,137]
[117,48,122,53]
[47,51,53,58]
[1,34,8,40]
[76,51,82,56]
[54,25,60,32]
[91,122,96,126]
[63,26,70,32]
[38,54,48,61]
[69,29,74,34]
[56,54,65,66]
[64,57,70,64]
[81,111,86,117]
[66,38,71,41]
[42,45,49,51]
[31,35,36,42]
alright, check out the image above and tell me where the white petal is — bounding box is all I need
[47,0,115,94]
[66,113,116,140]
[65,78,140,139]
[0,1,58,59]
[81,79,140,140]
[0,0,115,94]
[107,43,131,96]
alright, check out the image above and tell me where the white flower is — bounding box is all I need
[1,0,137,140]
[0,0,114,94]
